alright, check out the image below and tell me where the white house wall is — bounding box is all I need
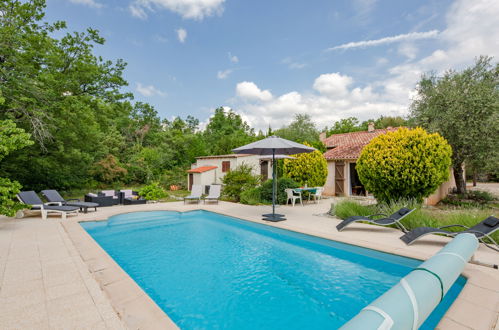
[189,155,272,187]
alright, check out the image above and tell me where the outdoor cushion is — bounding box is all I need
[121,189,133,198]
[101,190,116,197]
[484,216,499,227]
[87,193,98,197]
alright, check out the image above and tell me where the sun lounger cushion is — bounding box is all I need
[484,216,499,227]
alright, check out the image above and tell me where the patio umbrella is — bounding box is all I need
[233,136,315,222]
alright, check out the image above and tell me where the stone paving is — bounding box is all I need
[1,199,498,329]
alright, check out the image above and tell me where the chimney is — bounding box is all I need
[319,131,327,142]
[368,122,375,132]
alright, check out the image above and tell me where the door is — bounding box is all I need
[189,173,193,191]
[260,160,269,181]
[335,162,345,196]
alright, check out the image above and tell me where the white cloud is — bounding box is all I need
[69,0,103,9]
[226,0,499,131]
[313,73,353,97]
[398,43,418,60]
[129,4,147,19]
[236,82,273,102]
[176,28,187,43]
[228,52,239,63]
[217,69,232,79]
[128,0,225,20]
[327,30,439,51]
[136,83,166,97]
[282,57,307,70]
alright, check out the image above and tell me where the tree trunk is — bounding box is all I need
[453,163,466,194]
[473,171,477,187]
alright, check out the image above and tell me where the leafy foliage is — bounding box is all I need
[221,164,260,202]
[356,127,452,203]
[240,187,262,205]
[410,56,499,193]
[260,177,300,205]
[283,143,328,187]
[91,154,127,184]
[139,182,167,201]
[0,119,33,216]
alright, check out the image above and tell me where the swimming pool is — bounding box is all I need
[81,210,465,329]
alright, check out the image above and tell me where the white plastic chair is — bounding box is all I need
[310,187,323,204]
[285,189,303,206]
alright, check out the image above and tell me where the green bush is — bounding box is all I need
[222,164,260,202]
[356,127,452,203]
[260,177,300,205]
[283,143,328,187]
[138,182,167,201]
[240,187,262,205]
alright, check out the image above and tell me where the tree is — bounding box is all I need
[356,127,452,203]
[410,56,499,193]
[283,143,328,187]
[0,0,131,190]
[204,107,256,155]
[327,117,363,135]
[274,114,320,144]
[0,119,34,216]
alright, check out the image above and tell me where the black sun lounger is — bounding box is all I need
[400,216,499,252]
[17,191,79,220]
[41,189,98,213]
[336,207,415,232]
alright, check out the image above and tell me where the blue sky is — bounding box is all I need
[45,0,499,130]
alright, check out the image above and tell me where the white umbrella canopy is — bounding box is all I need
[233,136,316,222]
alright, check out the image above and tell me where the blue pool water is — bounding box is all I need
[81,210,465,329]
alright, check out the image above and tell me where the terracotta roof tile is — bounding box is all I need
[187,166,217,173]
[323,127,400,160]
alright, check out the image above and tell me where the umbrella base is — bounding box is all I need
[262,214,286,222]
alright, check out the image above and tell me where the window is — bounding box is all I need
[222,161,231,173]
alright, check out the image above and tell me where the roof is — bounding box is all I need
[187,166,217,173]
[195,154,253,159]
[323,127,400,160]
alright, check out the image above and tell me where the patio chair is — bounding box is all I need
[336,207,415,232]
[17,191,79,220]
[184,185,203,204]
[310,187,323,204]
[400,216,499,252]
[120,189,147,205]
[41,190,98,213]
[204,185,221,204]
[285,188,303,206]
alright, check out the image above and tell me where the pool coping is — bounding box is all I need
[64,206,499,330]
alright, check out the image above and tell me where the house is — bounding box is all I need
[187,154,272,191]
[321,123,457,205]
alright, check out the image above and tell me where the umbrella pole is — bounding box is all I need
[262,149,285,221]
[272,149,276,216]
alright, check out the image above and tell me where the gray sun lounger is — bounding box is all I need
[336,207,415,232]
[184,185,203,204]
[204,185,221,204]
[41,190,98,213]
[400,216,499,252]
[17,191,79,220]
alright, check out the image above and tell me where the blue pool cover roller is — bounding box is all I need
[341,233,479,330]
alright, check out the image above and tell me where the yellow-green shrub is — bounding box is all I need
[356,127,452,203]
[283,143,328,187]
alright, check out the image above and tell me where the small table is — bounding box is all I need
[294,188,318,203]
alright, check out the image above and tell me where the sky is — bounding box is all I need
[45,0,499,131]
